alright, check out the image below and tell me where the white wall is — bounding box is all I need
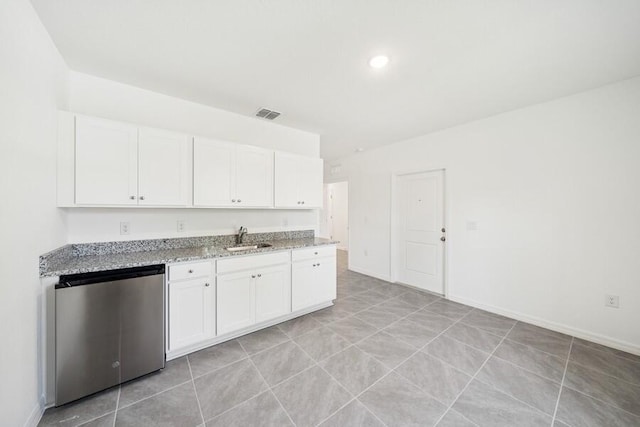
[66,208,318,243]
[69,71,319,157]
[327,76,640,353]
[0,1,69,425]
[65,71,320,243]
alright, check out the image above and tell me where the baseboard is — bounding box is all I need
[347,265,391,282]
[23,400,44,427]
[449,294,640,357]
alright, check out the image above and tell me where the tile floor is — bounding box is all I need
[40,250,640,427]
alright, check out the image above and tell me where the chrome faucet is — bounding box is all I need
[236,226,248,244]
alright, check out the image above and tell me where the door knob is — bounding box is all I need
[441,227,446,233]
[441,236,446,242]
[205,283,210,287]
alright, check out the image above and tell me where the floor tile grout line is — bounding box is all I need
[566,358,640,387]
[189,351,252,381]
[112,386,120,427]
[570,340,640,365]
[489,352,565,385]
[501,336,572,361]
[316,303,471,426]
[285,338,386,427]
[115,378,193,411]
[560,382,640,419]
[237,339,298,427]
[551,337,574,424]
[196,340,270,424]
[431,320,519,426]
[187,355,207,426]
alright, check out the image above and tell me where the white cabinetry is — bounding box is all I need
[216,252,291,335]
[292,246,337,311]
[216,271,256,335]
[167,261,215,352]
[193,137,274,208]
[75,116,138,206]
[74,116,191,206]
[274,152,323,208]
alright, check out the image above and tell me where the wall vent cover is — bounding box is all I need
[256,108,281,120]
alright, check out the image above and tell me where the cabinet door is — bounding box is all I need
[193,137,236,207]
[297,156,323,208]
[138,128,191,206]
[291,261,318,311]
[75,116,138,205]
[314,256,337,303]
[255,264,291,323]
[274,153,300,207]
[235,145,274,207]
[217,271,255,335]
[168,279,215,351]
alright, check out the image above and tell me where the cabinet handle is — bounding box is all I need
[251,275,256,278]
[139,196,145,200]
[301,201,305,204]
[237,199,242,203]
[205,283,210,287]
[188,269,194,273]
[130,196,136,200]
[232,199,236,203]
[257,274,262,277]
[317,263,321,266]
[314,251,318,255]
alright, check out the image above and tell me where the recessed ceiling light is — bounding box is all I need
[369,55,389,69]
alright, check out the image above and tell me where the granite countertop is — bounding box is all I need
[40,234,337,277]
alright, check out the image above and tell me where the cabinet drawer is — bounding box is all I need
[291,245,336,262]
[168,261,213,281]
[217,251,290,275]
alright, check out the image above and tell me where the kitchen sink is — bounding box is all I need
[225,243,272,252]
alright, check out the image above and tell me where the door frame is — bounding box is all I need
[324,180,350,253]
[390,168,449,297]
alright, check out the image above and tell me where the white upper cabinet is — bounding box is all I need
[138,128,192,206]
[75,116,138,205]
[193,138,236,207]
[274,153,323,208]
[193,137,274,208]
[74,116,191,206]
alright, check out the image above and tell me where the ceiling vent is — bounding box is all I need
[255,108,281,120]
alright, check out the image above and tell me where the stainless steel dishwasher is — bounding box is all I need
[55,264,165,406]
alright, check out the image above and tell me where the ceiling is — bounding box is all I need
[31,0,640,160]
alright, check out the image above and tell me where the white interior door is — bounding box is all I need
[397,171,445,294]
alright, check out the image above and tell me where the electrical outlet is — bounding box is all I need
[177,220,185,233]
[605,294,620,308]
[120,222,130,235]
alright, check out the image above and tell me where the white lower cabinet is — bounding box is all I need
[167,246,335,358]
[168,272,215,352]
[255,264,291,323]
[292,250,337,311]
[216,271,256,335]
[216,254,291,335]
